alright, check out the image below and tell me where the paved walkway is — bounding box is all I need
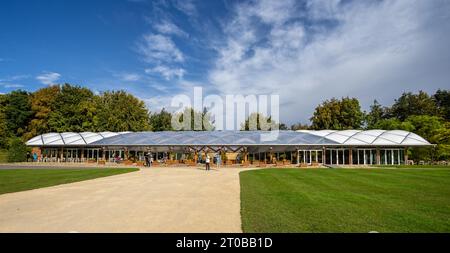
[0,167,251,232]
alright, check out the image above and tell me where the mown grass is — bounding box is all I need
[240,168,450,233]
[0,168,138,195]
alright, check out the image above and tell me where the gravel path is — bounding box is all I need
[0,167,251,232]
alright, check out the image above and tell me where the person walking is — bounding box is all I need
[205,155,211,171]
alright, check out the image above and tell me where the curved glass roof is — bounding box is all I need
[26,130,431,147]
[26,132,130,146]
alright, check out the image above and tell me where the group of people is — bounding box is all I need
[204,153,222,171]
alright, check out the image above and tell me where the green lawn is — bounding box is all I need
[240,168,450,233]
[0,168,138,195]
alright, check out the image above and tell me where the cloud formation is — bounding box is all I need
[36,72,61,85]
[153,19,188,37]
[145,66,185,80]
[207,0,450,124]
[137,33,184,64]
[115,73,141,82]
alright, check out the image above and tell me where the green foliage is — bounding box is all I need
[149,108,173,131]
[94,90,150,132]
[390,91,439,121]
[0,94,8,147]
[48,84,96,132]
[434,89,450,121]
[241,112,279,131]
[279,123,289,130]
[365,100,389,129]
[25,85,60,140]
[0,149,8,163]
[310,97,364,130]
[172,107,214,131]
[372,118,415,131]
[405,115,443,142]
[3,90,32,137]
[290,123,310,130]
[6,137,29,163]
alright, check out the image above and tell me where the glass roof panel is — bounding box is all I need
[26,130,432,147]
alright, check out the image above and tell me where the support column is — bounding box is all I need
[102,148,106,161]
[322,147,326,165]
[349,148,353,165]
[81,148,84,161]
[404,147,408,165]
[376,148,381,165]
[60,147,64,162]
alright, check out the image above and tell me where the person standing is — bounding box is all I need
[145,154,150,167]
[216,153,221,169]
[205,155,211,171]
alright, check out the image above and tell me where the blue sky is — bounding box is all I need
[1,0,450,124]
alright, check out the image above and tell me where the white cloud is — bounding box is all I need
[153,19,188,37]
[36,72,61,85]
[172,0,197,16]
[145,66,185,80]
[136,33,184,63]
[209,0,450,124]
[115,73,141,82]
[142,95,175,112]
[1,83,24,88]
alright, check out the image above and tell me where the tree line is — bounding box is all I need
[1,84,449,161]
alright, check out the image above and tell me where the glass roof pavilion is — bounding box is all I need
[27,130,431,147]
[26,130,432,166]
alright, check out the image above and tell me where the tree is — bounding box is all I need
[405,115,444,143]
[365,100,388,129]
[279,123,289,130]
[372,118,415,132]
[149,108,173,131]
[48,84,97,132]
[0,94,8,147]
[94,90,150,132]
[172,107,214,131]
[290,123,310,130]
[310,97,364,130]
[434,89,450,121]
[24,85,60,140]
[241,112,279,131]
[390,91,439,121]
[3,90,33,137]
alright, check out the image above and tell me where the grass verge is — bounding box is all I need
[0,168,138,195]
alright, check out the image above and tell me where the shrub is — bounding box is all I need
[7,138,29,162]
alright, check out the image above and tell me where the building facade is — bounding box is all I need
[26,130,432,166]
